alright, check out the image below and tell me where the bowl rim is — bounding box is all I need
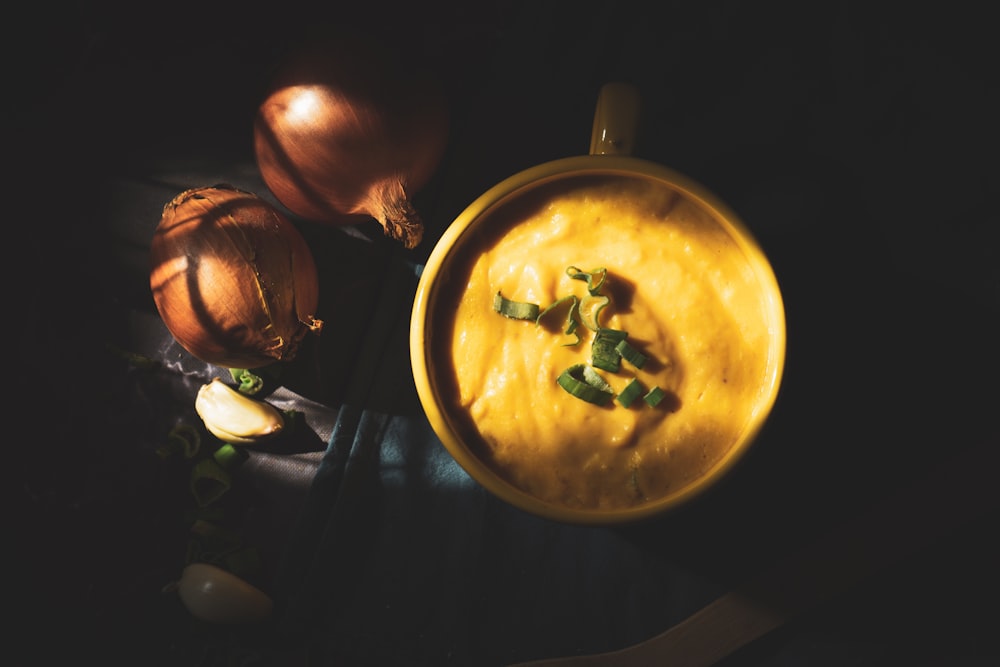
[409,154,787,525]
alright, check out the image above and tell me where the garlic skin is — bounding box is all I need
[195,378,284,444]
[176,563,273,624]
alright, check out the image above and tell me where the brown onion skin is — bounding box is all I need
[149,184,323,369]
[253,35,449,249]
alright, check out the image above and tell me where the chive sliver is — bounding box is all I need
[190,458,233,508]
[644,386,667,407]
[566,266,607,294]
[494,291,540,321]
[557,364,615,405]
[213,443,249,470]
[229,368,264,395]
[579,294,610,331]
[615,339,648,369]
[617,378,645,407]
[537,295,582,345]
[592,328,628,372]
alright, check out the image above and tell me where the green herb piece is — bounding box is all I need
[579,293,611,331]
[213,443,249,470]
[615,339,648,369]
[537,295,582,346]
[156,424,202,460]
[229,368,264,395]
[190,458,232,508]
[592,328,628,372]
[616,378,646,408]
[557,364,615,405]
[644,386,667,407]
[566,266,607,294]
[494,291,541,321]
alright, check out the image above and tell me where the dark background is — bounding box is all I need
[11,1,999,665]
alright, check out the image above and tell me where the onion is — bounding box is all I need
[253,35,449,249]
[149,184,323,369]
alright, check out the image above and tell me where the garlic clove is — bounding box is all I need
[195,378,284,444]
[175,562,273,624]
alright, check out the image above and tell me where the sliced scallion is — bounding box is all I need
[592,328,628,372]
[537,295,582,346]
[581,364,615,392]
[557,364,615,405]
[190,458,232,508]
[579,293,610,331]
[566,266,607,294]
[213,443,249,470]
[493,291,540,321]
[229,368,264,395]
[615,339,648,369]
[616,378,645,408]
[157,424,202,460]
[644,386,667,407]
[491,264,667,412]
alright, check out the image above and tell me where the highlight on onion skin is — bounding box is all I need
[149,184,323,370]
[253,35,450,249]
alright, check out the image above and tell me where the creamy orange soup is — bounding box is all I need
[433,175,774,510]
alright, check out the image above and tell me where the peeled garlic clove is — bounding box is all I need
[175,562,273,624]
[195,378,284,444]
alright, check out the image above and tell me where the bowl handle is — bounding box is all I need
[589,82,641,156]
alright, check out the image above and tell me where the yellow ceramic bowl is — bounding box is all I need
[410,84,786,525]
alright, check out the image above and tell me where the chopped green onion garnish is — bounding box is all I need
[581,364,615,393]
[557,364,615,405]
[644,385,667,407]
[494,291,540,321]
[592,328,628,372]
[156,424,201,460]
[190,458,232,508]
[579,293,610,331]
[615,339,648,369]
[492,265,667,413]
[616,378,646,408]
[230,368,264,395]
[537,295,582,346]
[213,443,249,470]
[566,266,607,294]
